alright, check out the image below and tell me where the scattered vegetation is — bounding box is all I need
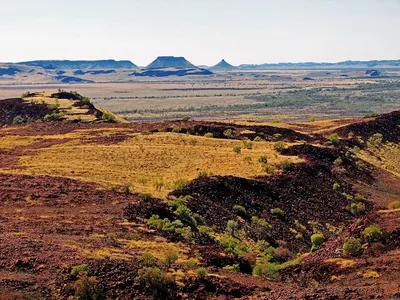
[311,233,325,252]
[343,237,363,256]
[362,225,382,243]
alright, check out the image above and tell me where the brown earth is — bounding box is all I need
[0,108,399,299]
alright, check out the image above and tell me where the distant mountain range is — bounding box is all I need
[15,60,137,70]
[237,60,400,70]
[5,58,400,71]
[1,57,399,82]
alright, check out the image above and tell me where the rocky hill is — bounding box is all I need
[146,56,196,69]
[0,102,399,299]
[210,59,236,72]
[0,91,126,125]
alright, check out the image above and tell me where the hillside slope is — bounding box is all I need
[0,105,399,299]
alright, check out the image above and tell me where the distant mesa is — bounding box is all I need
[146,56,196,70]
[73,69,116,76]
[54,75,94,84]
[16,60,137,70]
[0,67,20,76]
[130,56,212,77]
[209,59,236,72]
[131,68,212,77]
[365,69,381,77]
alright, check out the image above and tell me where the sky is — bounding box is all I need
[1,0,399,66]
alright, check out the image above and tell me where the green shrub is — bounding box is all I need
[333,183,341,190]
[172,127,181,133]
[270,208,284,216]
[186,258,198,269]
[243,156,252,162]
[140,252,157,267]
[163,249,179,268]
[223,264,240,273]
[274,141,286,151]
[195,267,208,279]
[169,196,190,210]
[71,264,89,276]
[74,275,99,300]
[254,136,263,142]
[354,193,365,202]
[173,179,189,190]
[343,237,362,256]
[253,263,280,278]
[43,112,62,122]
[101,112,117,123]
[219,234,248,256]
[233,204,248,218]
[233,146,242,154]
[263,164,277,174]
[252,216,272,229]
[311,233,325,252]
[146,215,185,232]
[388,200,400,210]
[243,140,253,149]
[12,116,25,125]
[333,158,343,166]
[363,112,379,118]
[198,225,214,235]
[281,160,294,171]
[347,202,366,216]
[367,133,383,148]
[223,129,234,137]
[362,224,382,243]
[204,133,213,138]
[174,205,192,221]
[138,267,175,290]
[329,133,339,146]
[226,220,239,236]
[258,155,268,164]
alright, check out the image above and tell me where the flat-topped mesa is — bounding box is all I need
[146,56,196,69]
[16,59,137,70]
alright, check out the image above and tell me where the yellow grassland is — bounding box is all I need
[0,129,303,198]
[357,143,400,177]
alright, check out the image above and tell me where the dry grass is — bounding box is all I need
[325,258,357,269]
[0,135,39,149]
[7,131,302,197]
[357,143,400,177]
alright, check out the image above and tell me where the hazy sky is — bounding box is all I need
[1,0,399,66]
